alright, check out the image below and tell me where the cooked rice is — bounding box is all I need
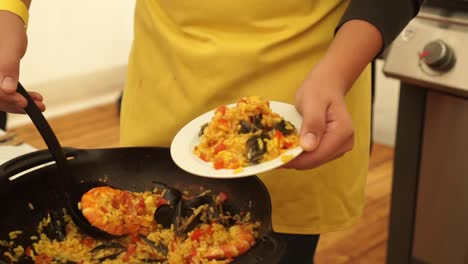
[194,96,299,169]
[1,189,259,264]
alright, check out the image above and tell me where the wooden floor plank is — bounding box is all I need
[8,103,394,263]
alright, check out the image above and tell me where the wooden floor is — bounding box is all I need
[10,103,394,264]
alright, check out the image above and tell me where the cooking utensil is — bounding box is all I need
[0,147,286,263]
[15,82,118,239]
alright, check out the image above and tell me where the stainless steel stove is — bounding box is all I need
[384,4,468,97]
[383,2,468,264]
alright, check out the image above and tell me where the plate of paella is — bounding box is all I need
[171,96,304,178]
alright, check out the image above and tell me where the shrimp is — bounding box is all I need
[202,224,256,260]
[80,186,159,236]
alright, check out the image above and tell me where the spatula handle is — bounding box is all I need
[16,82,69,190]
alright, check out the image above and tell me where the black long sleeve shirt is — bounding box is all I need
[338,0,425,50]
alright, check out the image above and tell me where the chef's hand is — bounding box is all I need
[0,10,44,114]
[284,20,383,170]
[284,67,354,169]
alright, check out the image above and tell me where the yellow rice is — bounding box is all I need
[1,192,259,264]
[194,96,299,169]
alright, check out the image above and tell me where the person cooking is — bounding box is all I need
[0,0,423,262]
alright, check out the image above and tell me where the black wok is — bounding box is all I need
[0,147,286,263]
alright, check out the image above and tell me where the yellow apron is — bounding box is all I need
[121,0,371,234]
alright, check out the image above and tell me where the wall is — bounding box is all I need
[8,0,135,127]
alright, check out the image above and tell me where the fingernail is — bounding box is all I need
[1,77,17,93]
[301,133,317,151]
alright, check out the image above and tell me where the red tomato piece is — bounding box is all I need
[214,143,226,154]
[218,192,228,203]
[35,253,53,264]
[25,246,32,256]
[81,237,95,247]
[275,130,284,140]
[214,159,224,170]
[190,229,204,241]
[199,153,209,161]
[217,105,227,115]
[157,198,168,206]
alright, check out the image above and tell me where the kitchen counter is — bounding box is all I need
[0,130,37,165]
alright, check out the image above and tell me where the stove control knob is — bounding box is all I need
[420,40,456,71]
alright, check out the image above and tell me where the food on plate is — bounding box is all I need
[194,96,299,169]
[1,184,259,263]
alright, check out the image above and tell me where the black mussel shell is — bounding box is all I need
[239,120,252,134]
[43,209,67,241]
[252,114,264,130]
[152,182,182,206]
[208,195,227,225]
[175,209,203,235]
[246,134,269,164]
[198,123,209,136]
[184,193,212,209]
[154,204,176,228]
[140,236,168,257]
[275,119,295,135]
[91,242,126,261]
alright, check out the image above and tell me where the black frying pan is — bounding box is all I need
[0,147,286,263]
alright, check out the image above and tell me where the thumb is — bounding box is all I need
[298,101,327,152]
[0,59,20,94]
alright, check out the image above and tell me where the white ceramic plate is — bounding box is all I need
[170,101,303,178]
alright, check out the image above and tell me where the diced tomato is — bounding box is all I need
[25,246,32,256]
[214,159,224,170]
[100,206,108,213]
[35,253,52,264]
[130,234,141,243]
[275,130,284,140]
[157,198,168,206]
[190,229,204,241]
[217,105,227,115]
[199,153,209,162]
[218,192,228,203]
[214,143,226,154]
[218,118,228,126]
[81,237,95,247]
[208,139,217,147]
[283,142,293,149]
[190,248,197,257]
